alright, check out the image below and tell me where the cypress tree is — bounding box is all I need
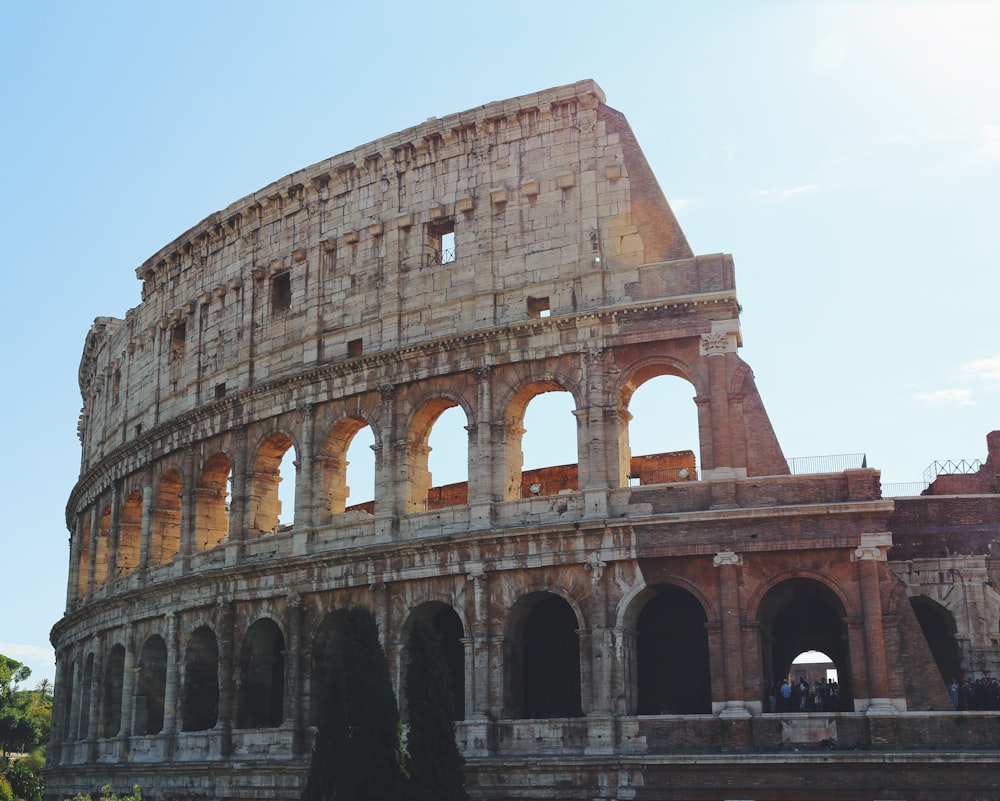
[303,607,404,801]
[404,619,468,801]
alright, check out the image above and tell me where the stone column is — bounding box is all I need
[179,447,196,568]
[853,533,898,716]
[699,321,741,480]
[108,482,121,585]
[373,384,399,540]
[67,518,83,609]
[468,366,494,508]
[227,427,249,565]
[714,551,750,718]
[218,601,237,756]
[162,613,181,736]
[118,628,136,754]
[140,484,154,573]
[284,594,307,754]
[585,553,615,755]
[295,406,315,528]
[86,505,99,598]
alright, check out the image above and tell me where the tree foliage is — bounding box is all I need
[64,784,141,801]
[303,607,404,801]
[0,656,49,757]
[404,619,468,801]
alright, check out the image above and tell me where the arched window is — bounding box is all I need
[238,619,285,728]
[402,602,465,721]
[152,470,183,565]
[503,384,578,501]
[506,593,581,718]
[409,400,470,512]
[623,371,699,487]
[250,434,296,534]
[910,596,962,684]
[636,585,712,714]
[182,626,219,731]
[320,418,376,518]
[758,579,853,712]
[135,635,167,735]
[118,490,142,576]
[101,645,126,738]
[195,454,232,550]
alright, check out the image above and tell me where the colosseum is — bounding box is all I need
[49,80,1000,800]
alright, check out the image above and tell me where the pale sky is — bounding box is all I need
[1,1,997,686]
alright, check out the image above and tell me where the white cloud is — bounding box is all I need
[915,388,975,406]
[751,184,821,200]
[0,641,55,667]
[960,356,1000,382]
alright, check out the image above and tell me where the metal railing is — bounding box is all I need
[881,481,929,497]
[922,459,983,483]
[787,453,867,475]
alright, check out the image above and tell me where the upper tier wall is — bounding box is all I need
[75,80,730,468]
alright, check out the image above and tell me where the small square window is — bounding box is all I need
[527,297,550,318]
[426,220,456,265]
[170,323,186,360]
[271,272,291,312]
[628,475,641,487]
[215,383,226,400]
[347,338,363,357]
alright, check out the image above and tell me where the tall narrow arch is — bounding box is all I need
[195,453,232,550]
[135,635,167,735]
[505,592,582,718]
[78,653,94,740]
[249,434,296,534]
[152,470,182,565]
[118,490,142,576]
[77,517,92,598]
[309,610,350,726]
[94,506,111,589]
[758,578,853,712]
[401,602,465,721]
[320,417,375,518]
[635,585,712,714]
[182,626,219,731]
[101,644,125,738]
[910,595,962,684]
[407,398,470,512]
[238,618,285,728]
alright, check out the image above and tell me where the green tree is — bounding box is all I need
[403,620,468,801]
[65,783,141,801]
[302,607,404,801]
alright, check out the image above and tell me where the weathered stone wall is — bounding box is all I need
[50,82,998,801]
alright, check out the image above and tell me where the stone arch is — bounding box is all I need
[77,516,92,598]
[151,469,183,566]
[617,357,703,489]
[117,488,142,576]
[403,393,473,512]
[95,505,112,589]
[756,577,854,712]
[318,414,376,518]
[634,584,712,714]
[135,635,168,735]
[499,376,582,501]
[101,643,126,738]
[399,600,466,721]
[909,595,962,684]
[249,431,298,534]
[195,452,232,550]
[181,625,219,731]
[504,590,584,718]
[308,608,350,726]
[237,618,285,728]
[78,652,95,740]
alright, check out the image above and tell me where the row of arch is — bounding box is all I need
[73,372,701,599]
[57,575,884,752]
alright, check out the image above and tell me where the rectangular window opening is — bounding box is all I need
[170,323,186,360]
[527,296,550,318]
[426,220,456,265]
[271,272,292,312]
[347,338,363,358]
[215,383,227,400]
[628,475,641,487]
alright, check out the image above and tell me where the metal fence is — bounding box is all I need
[922,459,983,483]
[787,453,868,475]
[881,481,929,497]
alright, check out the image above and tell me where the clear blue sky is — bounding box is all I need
[1,1,997,687]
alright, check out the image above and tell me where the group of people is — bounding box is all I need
[767,676,841,713]
[948,676,1000,711]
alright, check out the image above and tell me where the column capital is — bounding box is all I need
[852,532,893,561]
[713,550,742,567]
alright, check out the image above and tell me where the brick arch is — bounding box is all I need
[617,354,703,404]
[745,568,858,622]
[618,573,718,631]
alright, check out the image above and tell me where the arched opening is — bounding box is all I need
[182,626,219,731]
[410,399,469,512]
[636,585,711,714]
[401,602,465,721]
[77,518,91,598]
[101,645,125,738]
[152,470,182,565]
[321,418,376,517]
[195,454,232,550]
[118,490,142,576]
[506,593,582,718]
[309,610,349,726]
[94,506,111,589]
[784,650,840,712]
[504,385,578,500]
[249,434,296,534]
[758,578,853,712]
[625,374,700,486]
[135,635,167,735]
[910,596,962,685]
[61,661,75,743]
[238,619,285,728]
[78,653,94,739]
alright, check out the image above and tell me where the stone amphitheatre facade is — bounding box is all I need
[49,81,1000,800]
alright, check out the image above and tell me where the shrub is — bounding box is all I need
[0,775,13,801]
